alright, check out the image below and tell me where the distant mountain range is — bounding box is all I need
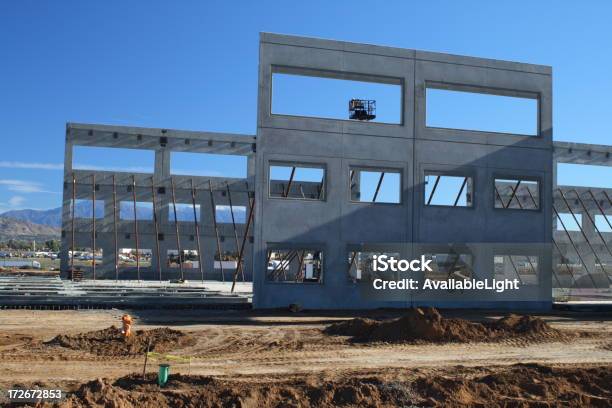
[0,216,60,241]
[0,208,62,227]
[0,203,247,229]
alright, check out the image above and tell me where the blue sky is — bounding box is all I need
[1,1,611,212]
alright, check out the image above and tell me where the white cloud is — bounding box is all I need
[0,161,63,170]
[0,196,51,212]
[8,196,26,207]
[0,179,60,194]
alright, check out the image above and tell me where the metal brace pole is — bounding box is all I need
[275,250,298,280]
[506,180,522,208]
[132,175,141,281]
[551,238,574,287]
[494,186,505,208]
[295,251,305,282]
[506,255,524,285]
[604,191,612,212]
[191,179,204,283]
[523,186,565,287]
[226,183,244,282]
[151,178,162,281]
[91,174,96,280]
[71,174,76,273]
[208,180,224,281]
[372,172,385,202]
[552,205,598,287]
[170,177,183,281]
[426,175,440,205]
[588,190,612,232]
[231,195,255,292]
[453,177,468,207]
[283,167,296,198]
[348,251,357,279]
[571,189,612,260]
[112,175,118,281]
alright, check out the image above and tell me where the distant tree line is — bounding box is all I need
[0,239,61,251]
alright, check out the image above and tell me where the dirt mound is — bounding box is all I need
[494,313,553,334]
[44,326,196,356]
[37,364,611,408]
[324,308,564,343]
[322,317,378,337]
[414,363,612,407]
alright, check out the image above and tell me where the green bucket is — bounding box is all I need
[158,364,170,386]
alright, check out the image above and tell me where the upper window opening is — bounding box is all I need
[350,167,401,204]
[556,163,612,189]
[119,201,153,221]
[269,164,325,200]
[424,173,473,207]
[170,152,247,178]
[169,203,201,222]
[272,71,402,124]
[71,199,104,219]
[73,146,155,173]
[494,178,539,210]
[215,205,246,224]
[426,86,538,135]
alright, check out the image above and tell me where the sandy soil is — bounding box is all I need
[0,308,610,406]
[0,309,609,383]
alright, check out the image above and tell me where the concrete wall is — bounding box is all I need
[60,123,256,282]
[253,33,553,309]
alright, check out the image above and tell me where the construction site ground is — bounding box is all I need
[0,308,610,406]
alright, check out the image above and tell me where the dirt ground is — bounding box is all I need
[0,308,610,406]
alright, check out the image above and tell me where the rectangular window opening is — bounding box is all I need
[167,250,199,269]
[426,86,538,135]
[119,201,153,221]
[424,173,473,207]
[266,249,323,283]
[214,251,239,269]
[350,167,400,204]
[272,71,402,124]
[215,205,246,224]
[168,203,201,222]
[118,248,152,267]
[170,152,247,178]
[494,254,539,285]
[269,164,325,200]
[71,199,104,219]
[423,253,473,281]
[556,213,582,232]
[494,178,539,210]
[556,163,612,189]
[72,146,155,173]
[69,247,103,266]
[347,251,400,283]
[595,214,612,233]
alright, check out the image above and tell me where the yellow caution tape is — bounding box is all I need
[146,352,192,363]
